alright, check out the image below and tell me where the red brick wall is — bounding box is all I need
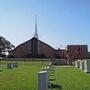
[11,38,55,58]
[38,40,55,58]
[11,40,31,58]
[66,45,88,59]
[56,49,67,58]
[10,38,88,60]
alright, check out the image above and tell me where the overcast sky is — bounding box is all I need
[0,0,90,50]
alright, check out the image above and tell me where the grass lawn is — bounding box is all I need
[0,61,90,90]
[54,66,90,90]
[0,61,47,90]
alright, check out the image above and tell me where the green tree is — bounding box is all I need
[0,36,15,57]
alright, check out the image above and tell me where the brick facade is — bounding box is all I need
[10,37,88,62]
[10,37,55,58]
[66,45,88,59]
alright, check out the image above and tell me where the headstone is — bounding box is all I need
[48,62,52,67]
[7,63,14,69]
[43,66,50,71]
[44,66,50,83]
[43,66,51,76]
[38,71,48,90]
[80,61,84,70]
[72,62,75,66]
[84,59,90,73]
[75,60,80,68]
[13,62,18,67]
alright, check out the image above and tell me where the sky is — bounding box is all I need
[0,0,90,50]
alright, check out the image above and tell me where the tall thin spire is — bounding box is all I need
[34,15,38,39]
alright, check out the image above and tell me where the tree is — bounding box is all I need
[0,36,15,57]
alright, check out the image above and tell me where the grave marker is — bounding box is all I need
[80,61,84,70]
[84,59,90,73]
[7,63,14,69]
[38,71,48,90]
[75,60,80,68]
[13,62,18,67]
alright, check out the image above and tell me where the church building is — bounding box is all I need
[10,18,88,61]
[10,19,55,58]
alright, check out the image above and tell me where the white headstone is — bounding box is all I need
[75,60,80,68]
[38,71,48,90]
[84,59,90,73]
[80,61,84,70]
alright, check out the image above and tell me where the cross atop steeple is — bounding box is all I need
[34,15,38,39]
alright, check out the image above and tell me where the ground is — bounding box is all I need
[54,66,90,90]
[0,61,90,90]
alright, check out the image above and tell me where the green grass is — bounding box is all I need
[54,66,90,90]
[0,61,90,90]
[0,61,47,90]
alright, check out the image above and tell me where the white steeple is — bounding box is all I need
[34,15,38,39]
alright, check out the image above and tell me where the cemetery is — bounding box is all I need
[0,60,90,90]
[1,24,90,90]
[74,59,90,73]
[0,0,90,90]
